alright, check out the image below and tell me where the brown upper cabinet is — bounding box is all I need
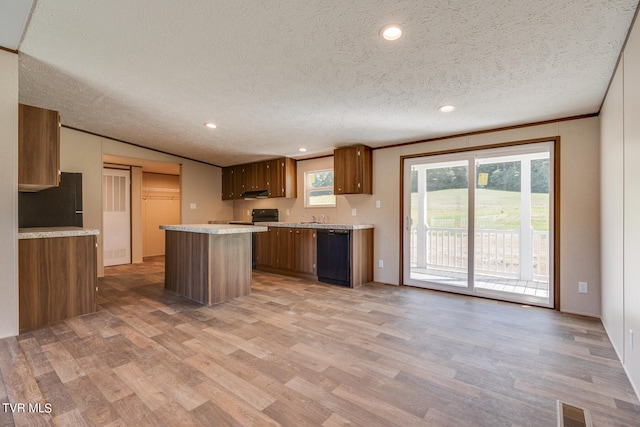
[267,157,296,198]
[334,144,372,195]
[18,104,61,192]
[222,157,296,200]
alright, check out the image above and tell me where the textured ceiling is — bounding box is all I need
[16,0,639,166]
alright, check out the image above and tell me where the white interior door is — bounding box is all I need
[103,168,131,266]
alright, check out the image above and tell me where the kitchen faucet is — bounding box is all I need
[312,215,317,223]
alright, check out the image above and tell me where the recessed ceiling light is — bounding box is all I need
[381,24,402,41]
[438,105,456,113]
[204,122,217,129]
[298,148,308,152]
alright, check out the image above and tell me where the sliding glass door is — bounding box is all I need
[403,142,554,307]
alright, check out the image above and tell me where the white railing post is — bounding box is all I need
[520,157,533,281]
[417,166,427,269]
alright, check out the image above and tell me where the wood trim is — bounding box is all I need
[0,46,18,54]
[62,125,222,168]
[375,114,596,152]
[399,156,406,287]
[398,137,561,310]
[554,137,561,311]
[294,154,334,162]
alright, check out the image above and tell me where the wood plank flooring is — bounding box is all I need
[1,256,639,426]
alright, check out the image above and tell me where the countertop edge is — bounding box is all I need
[160,224,268,234]
[19,227,101,239]
[258,222,374,230]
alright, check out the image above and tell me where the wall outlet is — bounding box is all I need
[352,208,357,216]
[286,209,290,216]
[376,200,381,208]
[189,203,197,210]
[378,259,383,268]
[631,329,635,351]
[578,282,588,293]
[246,210,250,216]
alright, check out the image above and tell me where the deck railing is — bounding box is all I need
[411,226,549,282]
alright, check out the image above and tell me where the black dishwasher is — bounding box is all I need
[317,229,350,286]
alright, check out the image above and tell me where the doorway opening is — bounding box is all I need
[402,141,555,307]
[102,155,181,267]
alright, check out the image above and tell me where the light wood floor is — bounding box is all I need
[1,257,639,426]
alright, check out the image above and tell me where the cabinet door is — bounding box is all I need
[258,161,270,190]
[256,227,278,266]
[19,104,60,192]
[222,167,233,200]
[234,165,246,198]
[294,228,317,274]
[334,146,359,194]
[267,159,283,197]
[276,227,295,270]
[255,228,267,265]
[334,145,372,194]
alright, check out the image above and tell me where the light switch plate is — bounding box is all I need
[189,203,197,210]
[376,200,381,208]
[352,208,357,216]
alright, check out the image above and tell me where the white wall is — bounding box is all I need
[0,50,19,339]
[600,57,625,360]
[234,118,601,316]
[600,13,640,397]
[60,127,232,276]
[623,14,640,398]
[599,12,640,398]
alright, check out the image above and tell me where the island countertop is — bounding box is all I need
[160,224,267,234]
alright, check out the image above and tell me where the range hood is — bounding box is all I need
[242,189,269,199]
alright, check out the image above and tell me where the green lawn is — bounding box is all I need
[412,188,549,231]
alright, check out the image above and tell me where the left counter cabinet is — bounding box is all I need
[18,228,99,333]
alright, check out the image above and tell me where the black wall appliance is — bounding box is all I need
[317,229,350,286]
[19,172,83,228]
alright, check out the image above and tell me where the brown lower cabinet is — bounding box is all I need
[256,226,372,287]
[19,235,97,332]
[256,226,317,277]
[294,228,317,275]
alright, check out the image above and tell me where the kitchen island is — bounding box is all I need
[160,224,267,305]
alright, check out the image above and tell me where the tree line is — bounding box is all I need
[412,160,550,193]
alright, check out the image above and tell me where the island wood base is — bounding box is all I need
[164,230,252,305]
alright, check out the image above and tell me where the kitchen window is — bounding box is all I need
[305,169,336,207]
